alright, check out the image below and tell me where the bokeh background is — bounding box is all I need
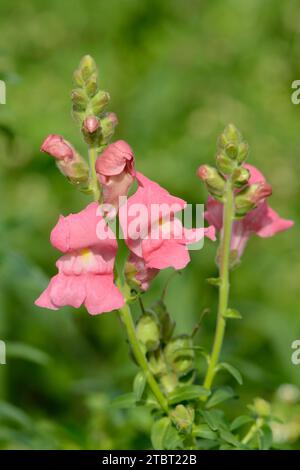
[0,0,299,449]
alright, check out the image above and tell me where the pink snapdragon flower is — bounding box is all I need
[41,134,75,161]
[120,172,216,271]
[35,203,124,315]
[95,140,135,210]
[204,164,294,259]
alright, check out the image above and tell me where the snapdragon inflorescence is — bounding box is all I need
[35,55,293,450]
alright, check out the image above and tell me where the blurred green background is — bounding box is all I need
[0,0,299,449]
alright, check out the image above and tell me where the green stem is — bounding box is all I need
[88,146,100,201]
[242,418,264,445]
[203,180,234,392]
[119,302,169,414]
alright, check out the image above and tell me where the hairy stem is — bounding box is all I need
[88,146,100,201]
[119,302,169,414]
[203,179,234,392]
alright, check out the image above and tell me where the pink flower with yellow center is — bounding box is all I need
[35,202,124,315]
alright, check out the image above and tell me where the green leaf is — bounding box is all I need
[164,425,183,450]
[258,425,273,450]
[168,385,210,405]
[0,401,31,428]
[223,308,242,320]
[193,424,218,440]
[151,417,171,450]
[200,409,227,431]
[218,362,243,385]
[219,430,240,447]
[133,372,146,401]
[230,415,253,431]
[111,393,136,409]
[206,387,236,409]
[6,342,50,365]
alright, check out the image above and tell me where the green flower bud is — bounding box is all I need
[164,335,195,377]
[151,300,175,343]
[236,141,249,163]
[218,123,241,149]
[160,372,178,394]
[79,55,97,81]
[88,90,110,116]
[252,397,271,417]
[197,164,226,198]
[232,167,250,188]
[148,350,167,376]
[171,405,195,434]
[136,313,160,352]
[73,69,85,87]
[85,72,98,98]
[71,88,88,112]
[216,153,236,175]
[99,112,118,145]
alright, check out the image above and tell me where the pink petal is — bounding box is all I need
[84,274,124,315]
[144,239,190,270]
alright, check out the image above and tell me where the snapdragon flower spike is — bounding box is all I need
[204,164,294,260]
[35,203,124,315]
[119,172,216,271]
[41,134,89,184]
[95,140,135,209]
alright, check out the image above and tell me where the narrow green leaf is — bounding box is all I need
[111,393,136,409]
[206,387,236,409]
[0,401,31,428]
[133,372,146,401]
[151,417,171,450]
[200,409,225,431]
[258,425,273,450]
[230,415,253,431]
[218,362,243,385]
[219,430,240,447]
[164,425,183,450]
[6,342,50,365]
[223,308,242,320]
[168,385,210,405]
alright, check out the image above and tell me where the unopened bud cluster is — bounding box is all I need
[198,123,272,217]
[72,55,118,147]
[135,300,196,395]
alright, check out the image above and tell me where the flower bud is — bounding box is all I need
[215,153,236,175]
[71,88,88,111]
[164,335,195,377]
[83,115,100,134]
[232,166,250,188]
[218,123,241,149]
[151,300,175,343]
[40,135,89,185]
[81,115,101,145]
[85,72,98,98]
[41,134,74,161]
[148,350,167,376]
[99,112,118,144]
[252,398,271,417]
[171,405,195,434]
[136,313,160,352]
[236,141,249,163]
[88,90,110,116]
[235,182,272,217]
[197,164,226,198]
[78,55,97,81]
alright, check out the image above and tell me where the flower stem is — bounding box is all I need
[242,418,264,446]
[119,301,169,414]
[203,179,234,392]
[88,146,100,201]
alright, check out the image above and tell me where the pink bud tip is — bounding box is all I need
[83,116,100,133]
[252,182,273,204]
[40,134,74,161]
[107,112,118,125]
[197,165,208,181]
